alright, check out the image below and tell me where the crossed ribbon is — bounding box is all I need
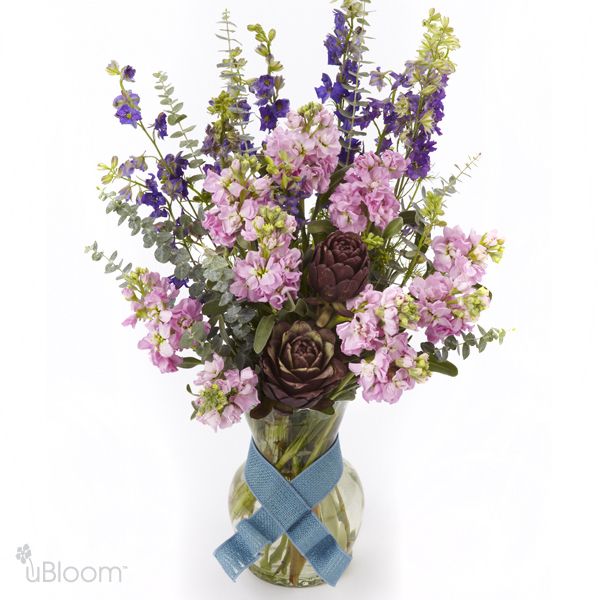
[214,436,351,586]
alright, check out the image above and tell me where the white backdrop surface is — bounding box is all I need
[0,1,597,599]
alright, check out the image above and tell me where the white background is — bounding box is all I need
[1,1,598,598]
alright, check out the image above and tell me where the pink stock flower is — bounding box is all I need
[122,270,209,373]
[432,226,504,290]
[201,161,271,248]
[329,150,408,233]
[193,357,259,431]
[337,310,382,356]
[328,183,369,233]
[195,355,225,386]
[122,269,179,327]
[377,286,420,336]
[265,103,341,195]
[349,334,430,403]
[230,248,301,309]
[410,273,467,343]
[337,285,383,355]
[431,226,472,273]
[138,321,182,373]
[338,284,419,356]
[447,254,484,292]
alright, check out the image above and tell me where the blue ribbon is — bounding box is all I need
[214,436,351,586]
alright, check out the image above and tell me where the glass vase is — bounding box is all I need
[227,402,364,587]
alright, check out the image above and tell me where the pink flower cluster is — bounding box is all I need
[230,204,302,310]
[230,247,302,310]
[404,225,503,344]
[349,333,431,403]
[193,355,259,430]
[329,150,410,234]
[409,272,490,344]
[337,285,428,403]
[337,284,419,356]
[265,103,341,195]
[431,226,504,291]
[122,270,209,373]
[202,159,272,247]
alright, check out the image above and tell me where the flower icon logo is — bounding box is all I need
[16,544,32,564]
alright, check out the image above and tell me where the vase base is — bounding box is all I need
[249,563,325,588]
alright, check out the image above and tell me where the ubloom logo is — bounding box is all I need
[15,544,128,584]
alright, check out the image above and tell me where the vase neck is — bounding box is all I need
[246,404,346,479]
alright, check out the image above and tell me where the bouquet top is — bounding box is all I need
[89,2,506,431]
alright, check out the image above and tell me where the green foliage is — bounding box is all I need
[328,371,359,403]
[428,356,458,377]
[247,23,283,74]
[193,252,258,369]
[413,9,461,97]
[152,71,204,171]
[386,155,483,287]
[84,242,132,287]
[253,314,276,354]
[382,216,404,239]
[206,9,252,161]
[433,327,508,362]
[218,10,248,97]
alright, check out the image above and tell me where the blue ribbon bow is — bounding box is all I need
[214,436,351,586]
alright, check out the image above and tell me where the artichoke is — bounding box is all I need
[308,231,370,302]
[259,321,348,413]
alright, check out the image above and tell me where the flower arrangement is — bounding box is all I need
[88,1,506,587]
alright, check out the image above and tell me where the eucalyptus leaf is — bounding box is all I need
[253,314,276,354]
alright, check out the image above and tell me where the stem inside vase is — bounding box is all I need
[227,401,364,588]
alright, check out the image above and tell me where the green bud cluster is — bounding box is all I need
[341,0,370,20]
[362,232,385,250]
[463,287,490,321]
[406,353,431,383]
[264,153,298,190]
[195,384,229,416]
[253,206,291,238]
[421,190,447,227]
[481,234,505,264]
[398,297,420,329]
[411,9,460,97]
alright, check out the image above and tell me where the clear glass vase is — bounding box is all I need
[227,402,364,587]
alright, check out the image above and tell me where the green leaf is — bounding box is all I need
[154,245,172,263]
[180,357,202,369]
[253,314,276,354]
[444,336,458,350]
[420,341,436,354]
[202,299,223,318]
[383,217,404,239]
[167,113,187,126]
[399,210,417,225]
[293,299,308,317]
[462,344,471,359]
[218,315,235,348]
[429,357,459,377]
[307,220,335,236]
